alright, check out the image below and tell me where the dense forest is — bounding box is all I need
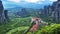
[0,0,60,34]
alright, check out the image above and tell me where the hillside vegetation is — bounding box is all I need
[27,24,60,34]
[0,17,60,34]
[0,17,31,34]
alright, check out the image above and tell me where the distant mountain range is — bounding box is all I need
[7,6,41,17]
[3,1,53,10]
[6,2,53,17]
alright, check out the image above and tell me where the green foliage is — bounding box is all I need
[27,24,60,34]
[6,27,29,34]
[0,17,60,34]
[0,17,31,34]
[35,24,60,34]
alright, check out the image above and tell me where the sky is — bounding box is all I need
[1,0,57,9]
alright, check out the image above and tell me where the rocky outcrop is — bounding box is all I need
[0,0,5,23]
[40,0,60,23]
[4,10,9,21]
[51,0,60,22]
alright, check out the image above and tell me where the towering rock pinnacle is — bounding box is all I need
[0,0,5,24]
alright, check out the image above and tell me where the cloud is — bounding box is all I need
[6,0,56,4]
[49,0,57,2]
[7,0,20,3]
[24,0,39,3]
[24,0,45,4]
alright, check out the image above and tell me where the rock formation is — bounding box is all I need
[0,0,5,24]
